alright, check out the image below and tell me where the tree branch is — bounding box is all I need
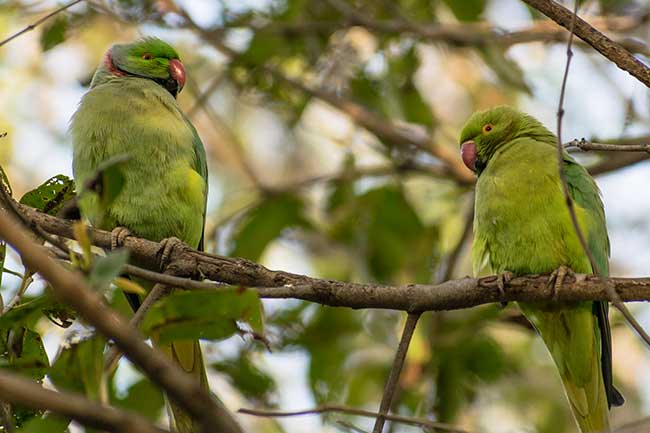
[0,0,84,48]
[0,369,168,433]
[238,404,468,433]
[0,209,243,433]
[13,204,650,313]
[568,138,650,153]
[372,312,420,433]
[323,0,650,54]
[521,0,650,88]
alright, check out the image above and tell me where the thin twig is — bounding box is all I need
[554,1,650,349]
[104,282,173,374]
[372,312,421,433]
[2,272,33,314]
[0,0,84,48]
[567,139,650,153]
[238,404,469,433]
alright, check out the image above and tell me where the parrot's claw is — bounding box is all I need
[158,237,186,270]
[496,271,513,308]
[111,227,131,250]
[547,265,572,301]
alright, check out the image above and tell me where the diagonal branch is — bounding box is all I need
[0,369,168,433]
[0,209,243,433]
[0,0,84,48]
[521,0,650,88]
[371,312,421,433]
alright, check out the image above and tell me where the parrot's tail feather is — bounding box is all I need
[157,339,207,433]
[520,302,611,433]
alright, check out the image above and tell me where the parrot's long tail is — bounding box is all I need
[519,301,610,433]
[157,339,207,433]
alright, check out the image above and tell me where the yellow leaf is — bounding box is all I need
[113,277,146,295]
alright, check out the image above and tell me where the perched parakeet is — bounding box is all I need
[459,106,623,432]
[70,38,208,433]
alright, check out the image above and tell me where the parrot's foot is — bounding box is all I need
[496,271,514,308]
[111,227,132,250]
[547,265,572,300]
[158,237,186,270]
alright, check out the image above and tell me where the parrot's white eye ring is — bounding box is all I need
[482,124,493,133]
[142,53,153,60]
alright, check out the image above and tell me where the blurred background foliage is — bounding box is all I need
[1,0,650,432]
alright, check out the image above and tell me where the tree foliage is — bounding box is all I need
[0,0,649,432]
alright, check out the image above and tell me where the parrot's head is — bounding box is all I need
[459,106,554,175]
[93,37,185,98]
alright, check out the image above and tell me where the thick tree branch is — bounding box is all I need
[0,209,243,433]
[0,369,168,433]
[14,204,650,313]
[521,0,650,88]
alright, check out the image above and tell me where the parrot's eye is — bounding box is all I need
[142,53,153,60]
[482,124,493,133]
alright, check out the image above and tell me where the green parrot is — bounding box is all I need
[459,106,624,432]
[70,38,208,432]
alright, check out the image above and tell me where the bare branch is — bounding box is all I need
[239,404,469,433]
[372,312,421,433]
[0,210,244,433]
[0,369,168,433]
[0,0,84,48]
[104,282,173,374]
[14,203,650,313]
[567,139,650,153]
[521,0,650,88]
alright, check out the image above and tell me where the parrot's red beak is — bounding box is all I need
[168,59,186,90]
[460,140,477,172]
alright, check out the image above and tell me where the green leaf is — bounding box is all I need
[231,194,309,261]
[88,250,129,291]
[17,415,69,433]
[0,328,49,381]
[329,185,438,283]
[442,0,485,21]
[212,355,275,403]
[94,155,128,209]
[19,175,75,216]
[112,378,164,421]
[0,296,51,331]
[142,289,263,344]
[49,332,105,400]
[40,16,68,52]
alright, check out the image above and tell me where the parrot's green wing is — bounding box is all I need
[564,155,624,409]
[185,114,208,251]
